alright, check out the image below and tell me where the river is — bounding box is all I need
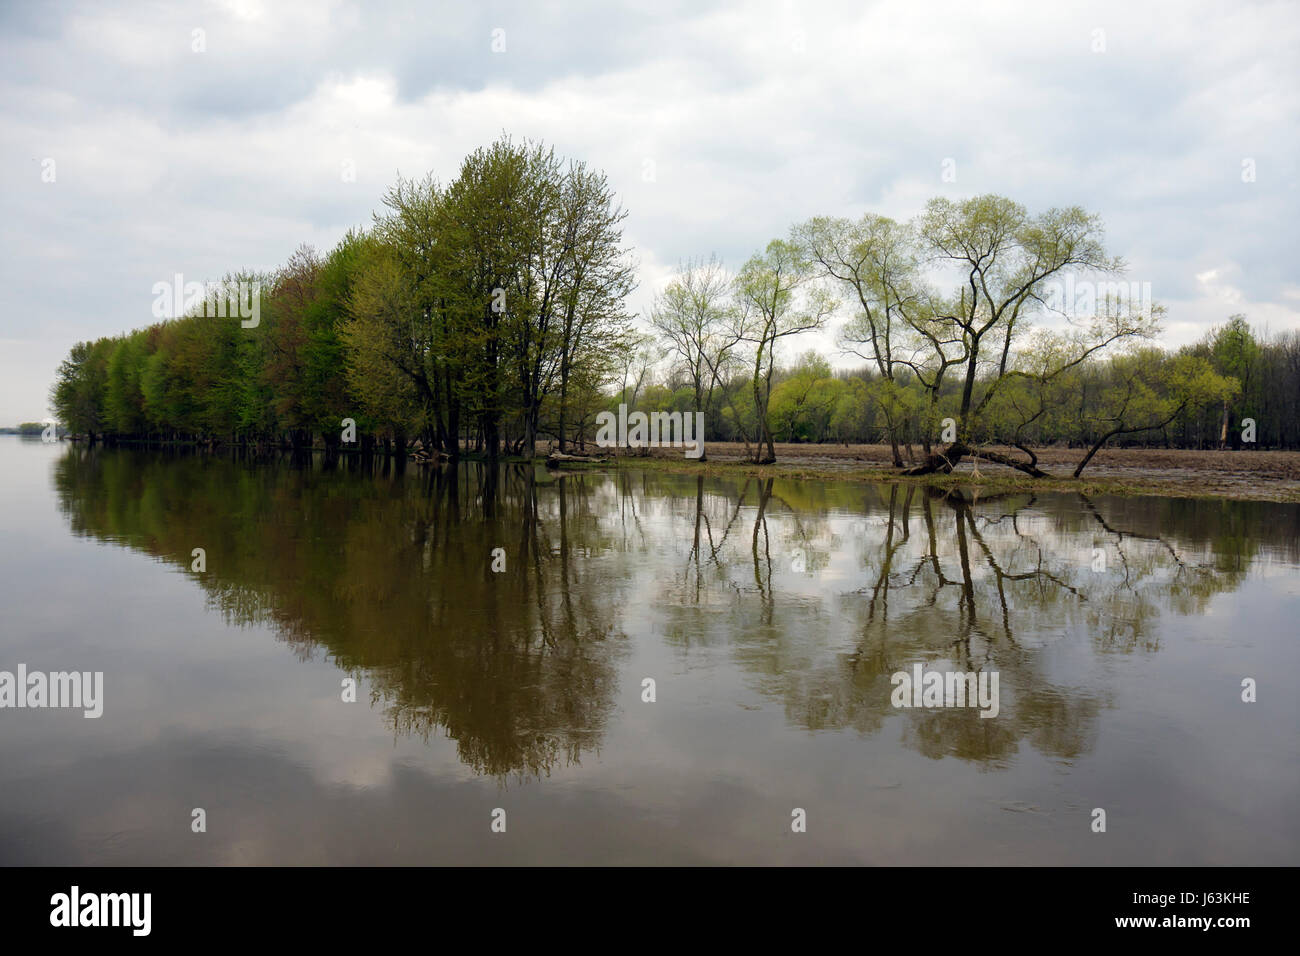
[1,436,1296,864]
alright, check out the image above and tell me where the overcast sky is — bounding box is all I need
[2,0,1297,423]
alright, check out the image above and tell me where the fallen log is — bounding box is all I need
[901,443,968,475]
[901,443,1050,478]
[409,450,451,464]
[546,451,608,465]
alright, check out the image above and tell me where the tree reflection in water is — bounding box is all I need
[56,446,1291,777]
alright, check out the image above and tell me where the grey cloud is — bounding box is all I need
[0,0,1296,422]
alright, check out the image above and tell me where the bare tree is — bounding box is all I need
[650,255,743,460]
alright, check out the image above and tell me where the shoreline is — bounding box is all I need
[31,435,1300,503]
[584,448,1300,504]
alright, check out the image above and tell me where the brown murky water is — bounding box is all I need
[1,437,1297,864]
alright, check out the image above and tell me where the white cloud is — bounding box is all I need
[1,0,1297,420]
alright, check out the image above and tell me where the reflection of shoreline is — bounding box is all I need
[52,446,1279,775]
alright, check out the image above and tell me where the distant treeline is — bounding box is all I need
[49,137,1300,472]
[645,318,1300,454]
[2,423,50,435]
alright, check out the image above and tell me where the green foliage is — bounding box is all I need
[49,174,1300,458]
[50,138,634,454]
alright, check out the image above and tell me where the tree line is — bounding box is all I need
[52,137,635,458]
[51,138,1300,474]
[634,314,1299,470]
[640,201,1293,474]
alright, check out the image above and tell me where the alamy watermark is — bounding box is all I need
[595,404,705,459]
[50,886,150,936]
[890,663,999,718]
[1041,276,1153,320]
[0,664,103,718]
[151,274,261,327]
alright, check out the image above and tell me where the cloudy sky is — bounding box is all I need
[2,0,1297,424]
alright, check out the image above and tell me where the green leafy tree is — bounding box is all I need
[734,240,837,462]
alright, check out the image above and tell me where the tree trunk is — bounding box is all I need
[901,442,968,475]
[901,443,1049,478]
[888,431,903,468]
[1074,429,1121,478]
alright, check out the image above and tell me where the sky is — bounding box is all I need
[1,0,1297,424]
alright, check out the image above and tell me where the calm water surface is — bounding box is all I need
[1,436,1297,864]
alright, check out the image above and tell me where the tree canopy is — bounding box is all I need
[51,160,1299,474]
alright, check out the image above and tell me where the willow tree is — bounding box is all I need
[794,214,921,465]
[902,195,1155,475]
[1067,350,1236,476]
[733,239,837,464]
[650,255,744,459]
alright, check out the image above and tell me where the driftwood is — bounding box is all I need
[546,451,608,465]
[409,449,451,464]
